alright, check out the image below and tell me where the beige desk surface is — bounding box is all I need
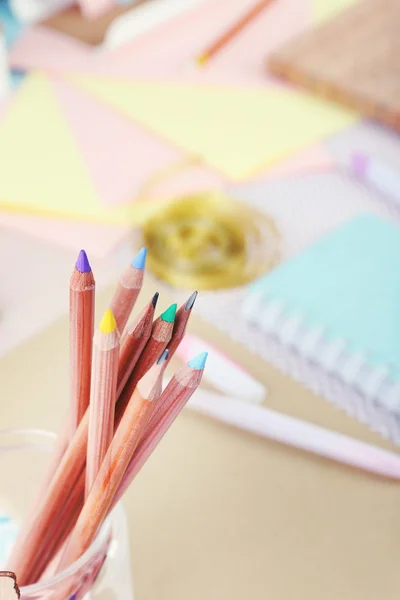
[1,280,400,600]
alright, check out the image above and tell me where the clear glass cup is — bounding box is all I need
[0,429,134,600]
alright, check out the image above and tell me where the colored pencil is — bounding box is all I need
[59,351,169,574]
[6,405,89,584]
[8,304,164,583]
[114,353,207,508]
[115,303,177,423]
[117,293,158,397]
[70,249,95,436]
[34,354,202,582]
[196,0,274,66]
[165,291,197,363]
[86,309,120,497]
[109,247,146,334]
[71,354,207,596]
[7,248,208,590]
[34,476,84,583]
[35,424,69,492]
[36,292,166,499]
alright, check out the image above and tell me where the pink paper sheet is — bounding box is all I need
[3,0,332,259]
[0,140,332,259]
[0,72,226,258]
[51,75,186,206]
[10,0,311,86]
[103,0,311,85]
[0,213,129,259]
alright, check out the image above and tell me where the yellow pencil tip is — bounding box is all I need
[196,54,208,67]
[100,309,117,334]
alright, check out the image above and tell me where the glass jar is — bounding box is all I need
[0,429,134,600]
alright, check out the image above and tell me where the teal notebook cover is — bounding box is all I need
[250,214,400,381]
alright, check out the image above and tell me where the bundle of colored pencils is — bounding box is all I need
[6,247,206,594]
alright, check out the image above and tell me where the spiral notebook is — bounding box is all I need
[242,214,400,441]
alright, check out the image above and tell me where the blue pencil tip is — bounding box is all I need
[132,247,147,270]
[188,351,208,370]
[75,249,91,273]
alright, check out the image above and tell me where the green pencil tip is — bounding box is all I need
[161,303,177,323]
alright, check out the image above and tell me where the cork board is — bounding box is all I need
[268,0,400,131]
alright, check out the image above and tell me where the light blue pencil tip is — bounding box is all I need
[188,351,208,370]
[132,247,147,270]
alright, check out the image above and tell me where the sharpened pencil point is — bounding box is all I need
[100,309,117,334]
[152,292,159,308]
[75,249,91,273]
[132,247,147,270]
[161,303,177,323]
[196,53,208,67]
[185,291,198,310]
[188,351,208,370]
[157,349,169,364]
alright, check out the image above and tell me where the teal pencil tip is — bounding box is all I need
[161,303,177,323]
[188,351,208,370]
[132,247,147,270]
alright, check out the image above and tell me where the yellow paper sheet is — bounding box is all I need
[313,0,361,25]
[72,76,355,181]
[0,72,145,224]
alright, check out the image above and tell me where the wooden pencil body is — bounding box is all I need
[33,470,85,583]
[114,366,203,507]
[115,338,165,425]
[60,391,153,571]
[86,328,119,497]
[70,270,95,435]
[43,425,69,486]
[116,318,173,423]
[7,322,150,582]
[199,0,273,63]
[56,361,167,587]
[117,333,148,397]
[24,423,69,532]
[109,267,143,334]
[165,298,193,362]
[6,411,89,584]
[117,299,155,396]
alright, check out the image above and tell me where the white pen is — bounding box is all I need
[350,152,400,207]
[175,333,265,404]
[188,389,400,480]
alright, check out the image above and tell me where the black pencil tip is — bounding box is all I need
[152,292,159,308]
[157,349,169,364]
